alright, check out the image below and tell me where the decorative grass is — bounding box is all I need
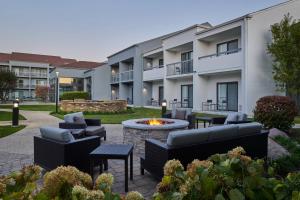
[0,125,26,138]
[0,111,26,121]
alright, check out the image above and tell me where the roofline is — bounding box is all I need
[162,24,210,40]
[107,44,137,58]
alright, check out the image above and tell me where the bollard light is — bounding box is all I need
[12,99,19,126]
[161,99,167,117]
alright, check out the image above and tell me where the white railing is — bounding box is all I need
[120,70,133,82]
[111,73,120,83]
[16,84,30,89]
[198,48,242,60]
[143,65,164,71]
[15,72,30,77]
[31,72,47,78]
[166,60,193,76]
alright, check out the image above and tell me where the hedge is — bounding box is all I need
[60,91,89,100]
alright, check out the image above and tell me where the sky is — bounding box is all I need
[0,0,285,62]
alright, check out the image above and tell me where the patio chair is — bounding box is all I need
[211,112,252,125]
[34,126,100,173]
[59,112,106,141]
[162,108,195,129]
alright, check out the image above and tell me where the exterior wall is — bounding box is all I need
[165,77,193,106]
[244,0,300,114]
[89,64,111,100]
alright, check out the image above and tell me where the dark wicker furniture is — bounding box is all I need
[140,130,269,179]
[90,144,134,192]
[59,118,106,141]
[196,116,213,128]
[211,117,252,125]
[163,111,195,129]
[34,135,100,173]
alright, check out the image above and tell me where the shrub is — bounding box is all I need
[253,95,297,131]
[60,91,89,100]
[35,85,50,102]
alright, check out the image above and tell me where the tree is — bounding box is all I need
[267,14,300,96]
[35,85,50,102]
[0,70,17,102]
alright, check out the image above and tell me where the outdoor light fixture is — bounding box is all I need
[161,99,167,117]
[147,62,151,67]
[143,88,147,93]
[55,71,59,113]
[12,99,19,126]
[112,89,115,94]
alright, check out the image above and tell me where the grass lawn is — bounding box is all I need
[0,104,55,111]
[0,111,26,121]
[0,125,26,138]
[51,107,223,124]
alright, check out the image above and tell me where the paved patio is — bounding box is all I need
[0,109,291,199]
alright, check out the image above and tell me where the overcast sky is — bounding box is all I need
[0,0,285,62]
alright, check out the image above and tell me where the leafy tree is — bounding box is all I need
[267,14,300,96]
[0,70,17,102]
[35,85,50,102]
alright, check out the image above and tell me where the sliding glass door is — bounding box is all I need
[217,82,238,111]
[181,84,193,108]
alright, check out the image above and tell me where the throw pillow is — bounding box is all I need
[73,116,87,128]
[175,109,186,120]
[224,113,238,124]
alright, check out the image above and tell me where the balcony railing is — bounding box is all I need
[198,48,242,60]
[31,72,47,78]
[166,60,193,76]
[111,73,120,83]
[121,70,133,82]
[144,65,164,71]
[16,84,30,89]
[15,72,30,77]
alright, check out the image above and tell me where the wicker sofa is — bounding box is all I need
[162,108,196,129]
[140,122,268,179]
[34,127,100,173]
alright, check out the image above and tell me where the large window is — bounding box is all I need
[181,84,193,108]
[158,59,164,68]
[217,82,238,111]
[217,39,239,55]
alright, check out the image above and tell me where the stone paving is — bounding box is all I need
[0,109,294,199]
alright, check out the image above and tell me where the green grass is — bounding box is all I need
[0,125,26,138]
[51,107,224,124]
[0,111,26,121]
[0,104,55,111]
[294,116,300,124]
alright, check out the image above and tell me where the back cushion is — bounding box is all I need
[237,113,247,121]
[175,109,186,120]
[64,112,84,123]
[40,126,75,143]
[224,113,238,124]
[237,122,262,136]
[208,125,239,140]
[167,128,210,147]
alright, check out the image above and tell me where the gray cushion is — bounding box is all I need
[208,125,239,140]
[237,122,262,136]
[73,116,87,127]
[175,110,186,120]
[64,112,84,123]
[224,113,238,124]
[171,107,176,118]
[40,126,75,142]
[85,126,105,136]
[237,113,247,121]
[167,128,210,147]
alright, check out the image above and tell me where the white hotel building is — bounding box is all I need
[140,0,300,115]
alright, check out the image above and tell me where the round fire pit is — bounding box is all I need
[122,118,189,155]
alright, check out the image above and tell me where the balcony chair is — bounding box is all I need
[59,112,106,141]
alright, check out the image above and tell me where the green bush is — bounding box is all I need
[154,147,300,200]
[253,96,297,131]
[60,91,89,100]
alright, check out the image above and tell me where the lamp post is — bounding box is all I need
[161,99,167,117]
[55,71,59,113]
[12,99,19,127]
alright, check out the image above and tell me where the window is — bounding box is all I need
[217,40,239,55]
[158,59,164,67]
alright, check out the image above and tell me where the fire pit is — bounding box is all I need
[122,118,189,155]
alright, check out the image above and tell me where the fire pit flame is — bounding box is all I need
[148,118,162,126]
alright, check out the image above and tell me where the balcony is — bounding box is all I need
[111,73,120,84]
[15,72,30,77]
[120,70,133,82]
[143,65,164,81]
[31,72,47,78]
[16,84,30,89]
[197,48,243,75]
[166,60,193,77]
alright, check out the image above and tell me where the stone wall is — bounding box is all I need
[60,100,127,113]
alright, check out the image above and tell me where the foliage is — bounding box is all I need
[272,136,300,175]
[253,96,297,131]
[154,147,300,200]
[60,91,89,100]
[0,166,143,200]
[0,111,26,121]
[35,85,50,102]
[0,125,26,139]
[0,70,17,102]
[267,14,300,95]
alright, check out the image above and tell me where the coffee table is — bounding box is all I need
[195,116,213,128]
[90,144,134,192]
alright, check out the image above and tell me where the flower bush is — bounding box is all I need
[253,95,297,131]
[154,147,300,200]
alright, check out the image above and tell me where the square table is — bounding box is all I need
[195,116,213,128]
[90,144,134,192]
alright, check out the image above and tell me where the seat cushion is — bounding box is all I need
[237,122,262,136]
[167,128,210,147]
[40,126,75,142]
[175,109,186,120]
[85,126,105,136]
[208,125,239,140]
[64,112,84,123]
[224,113,238,124]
